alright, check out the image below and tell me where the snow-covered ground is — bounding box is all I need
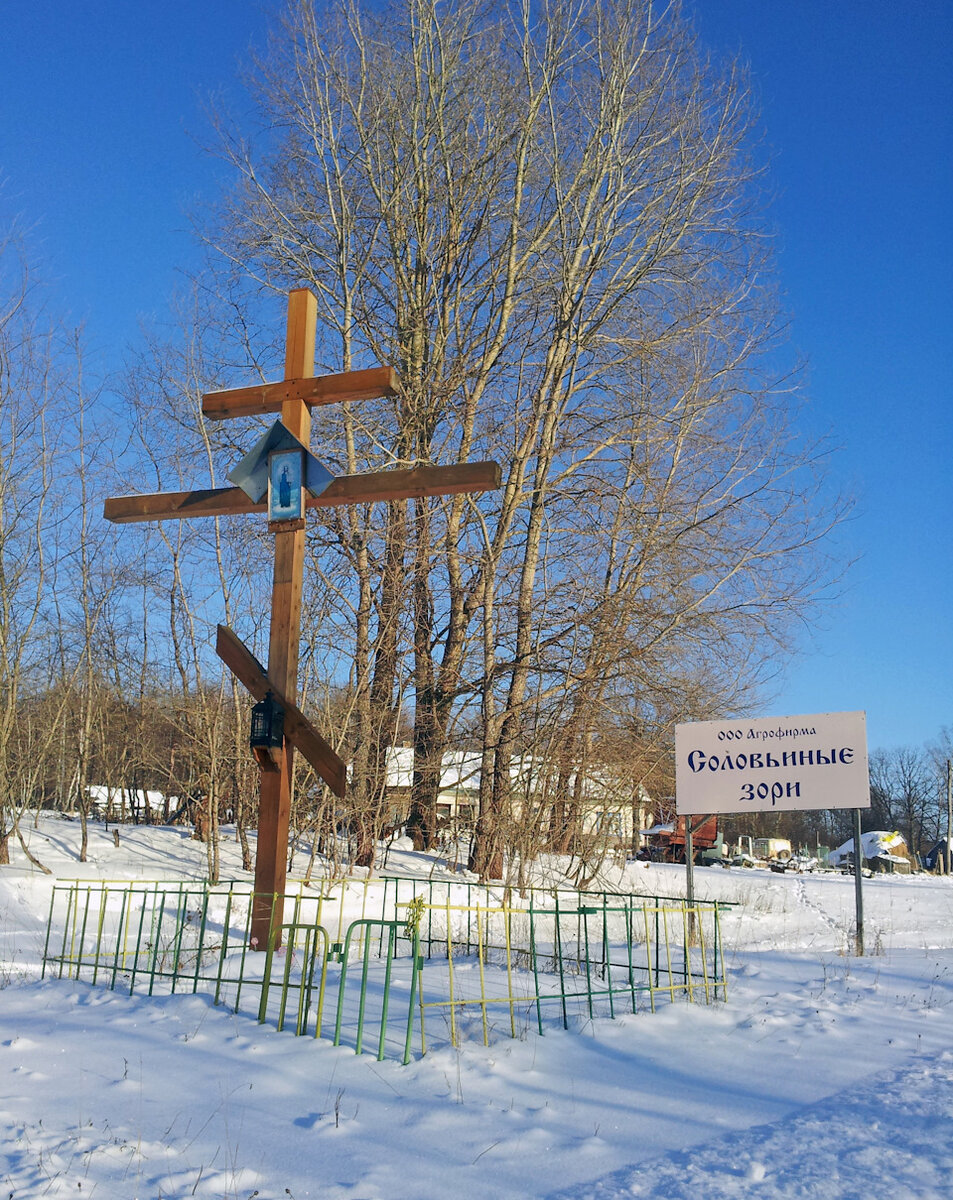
[2,816,952,1199]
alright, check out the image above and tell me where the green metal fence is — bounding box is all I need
[42,876,727,1063]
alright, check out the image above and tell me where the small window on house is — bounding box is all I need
[595,811,624,838]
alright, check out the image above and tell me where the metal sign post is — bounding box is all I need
[684,819,695,943]
[853,806,865,955]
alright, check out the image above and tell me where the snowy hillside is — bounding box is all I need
[1,816,952,1199]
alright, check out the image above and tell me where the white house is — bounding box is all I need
[379,749,652,847]
[85,786,178,823]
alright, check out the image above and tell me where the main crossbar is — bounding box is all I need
[104,461,501,524]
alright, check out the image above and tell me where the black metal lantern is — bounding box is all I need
[250,691,285,769]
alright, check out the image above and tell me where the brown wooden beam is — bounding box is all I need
[202,366,399,421]
[104,486,256,524]
[104,460,502,524]
[216,624,346,799]
[252,289,316,951]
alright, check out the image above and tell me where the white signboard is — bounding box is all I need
[675,711,870,815]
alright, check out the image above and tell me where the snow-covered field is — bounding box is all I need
[2,817,952,1199]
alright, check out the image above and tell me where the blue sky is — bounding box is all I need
[1,1,950,753]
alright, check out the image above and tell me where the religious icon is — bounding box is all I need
[268,449,304,522]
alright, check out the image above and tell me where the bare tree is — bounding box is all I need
[196,0,846,877]
[0,227,65,865]
[40,330,132,861]
[113,294,280,880]
[869,745,940,857]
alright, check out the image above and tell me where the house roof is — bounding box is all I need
[829,830,910,865]
[86,786,174,812]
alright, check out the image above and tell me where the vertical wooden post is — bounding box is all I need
[251,288,317,950]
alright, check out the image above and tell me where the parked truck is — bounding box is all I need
[752,837,793,863]
[645,819,797,867]
[646,815,719,862]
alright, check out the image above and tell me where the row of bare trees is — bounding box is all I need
[0,232,248,874]
[865,737,952,857]
[196,0,846,877]
[2,0,853,883]
[712,733,953,860]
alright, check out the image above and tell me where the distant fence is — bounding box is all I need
[42,876,727,1064]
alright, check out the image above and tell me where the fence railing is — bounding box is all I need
[42,876,727,1064]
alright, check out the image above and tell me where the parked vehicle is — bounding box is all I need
[701,834,795,868]
[770,853,818,873]
[644,816,719,862]
[652,825,801,869]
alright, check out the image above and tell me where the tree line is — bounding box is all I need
[713,734,953,861]
[2,0,857,882]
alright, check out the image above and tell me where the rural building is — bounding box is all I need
[380,748,653,848]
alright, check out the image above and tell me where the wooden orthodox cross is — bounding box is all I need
[105,288,499,948]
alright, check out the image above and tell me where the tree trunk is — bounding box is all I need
[15,824,51,875]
